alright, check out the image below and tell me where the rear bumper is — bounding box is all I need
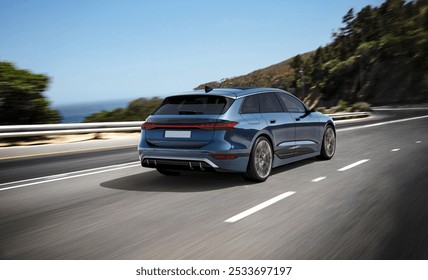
[141,156,218,172]
[138,148,249,173]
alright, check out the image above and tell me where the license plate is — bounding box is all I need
[165,130,191,138]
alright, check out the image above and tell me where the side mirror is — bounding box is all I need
[305,107,315,114]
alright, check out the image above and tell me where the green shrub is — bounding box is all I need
[316,107,326,114]
[351,102,371,112]
[338,99,349,112]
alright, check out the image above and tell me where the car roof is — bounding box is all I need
[172,87,289,99]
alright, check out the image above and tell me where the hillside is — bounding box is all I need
[195,52,312,92]
[196,0,428,108]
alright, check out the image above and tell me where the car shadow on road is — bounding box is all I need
[271,158,318,176]
[100,170,250,192]
[101,158,318,193]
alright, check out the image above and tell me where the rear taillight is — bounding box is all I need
[211,121,238,130]
[212,154,238,160]
[141,121,238,130]
[141,122,156,130]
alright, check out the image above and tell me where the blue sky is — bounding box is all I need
[0,0,383,105]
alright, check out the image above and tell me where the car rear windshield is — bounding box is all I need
[153,95,234,115]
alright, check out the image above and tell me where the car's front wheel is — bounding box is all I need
[318,125,336,160]
[243,136,273,182]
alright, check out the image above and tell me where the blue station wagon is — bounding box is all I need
[138,87,336,182]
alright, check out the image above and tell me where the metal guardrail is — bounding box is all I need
[0,112,370,138]
[0,122,143,138]
[329,112,370,120]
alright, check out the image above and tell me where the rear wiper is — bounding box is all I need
[178,110,203,115]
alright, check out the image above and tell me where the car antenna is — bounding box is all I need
[204,85,213,93]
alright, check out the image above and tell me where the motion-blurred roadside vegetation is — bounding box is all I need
[317,100,372,114]
[0,62,60,125]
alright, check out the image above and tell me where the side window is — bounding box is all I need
[276,93,306,113]
[260,92,284,113]
[240,94,260,114]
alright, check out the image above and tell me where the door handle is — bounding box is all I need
[295,118,300,121]
[270,120,276,124]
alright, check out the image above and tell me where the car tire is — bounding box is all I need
[318,125,336,160]
[243,136,273,182]
[156,167,180,176]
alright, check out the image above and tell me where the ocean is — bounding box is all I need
[53,99,130,123]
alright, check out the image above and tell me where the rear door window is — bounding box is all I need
[240,94,260,114]
[260,92,284,113]
[154,95,233,115]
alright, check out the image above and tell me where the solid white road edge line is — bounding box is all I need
[0,162,141,192]
[224,191,296,223]
[0,161,140,187]
[337,115,428,132]
[373,107,428,110]
[311,176,326,182]
[338,159,370,172]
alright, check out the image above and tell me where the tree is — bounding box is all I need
[0,62,61,125]
[341,8,355,36]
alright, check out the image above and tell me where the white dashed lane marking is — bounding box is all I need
[225,191,296,223]
[337,159,370,172]
[311,177,326,182]
[391,148,400,152]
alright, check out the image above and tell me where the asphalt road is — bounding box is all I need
[0,108,427,259]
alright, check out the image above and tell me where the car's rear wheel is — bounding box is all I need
[243,136,273,182]
[318,125,336,160]
[156,167,180,176]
